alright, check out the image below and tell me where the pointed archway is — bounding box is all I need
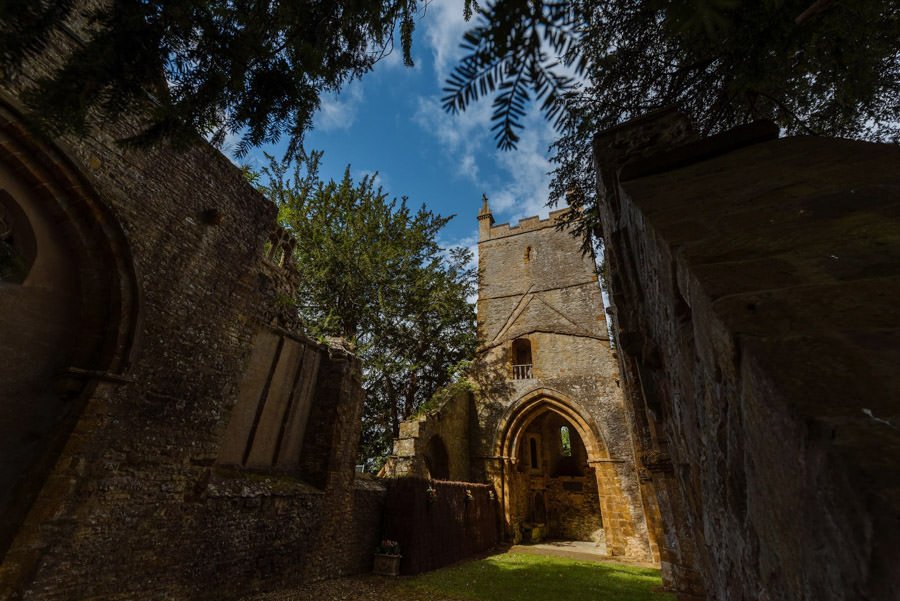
[490,388,642,557]
[0,101,141,563]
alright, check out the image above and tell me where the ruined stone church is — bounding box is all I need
[2,6,899,601]
[0,28,385,599]
[387,198,659,563]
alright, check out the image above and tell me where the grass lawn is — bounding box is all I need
[401,552,675,601]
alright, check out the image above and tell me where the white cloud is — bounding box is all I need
[459,153,479,182]
[487,113,563,221]
[314,80,365,132]
[412,95,492,185]
[422,0,472,82]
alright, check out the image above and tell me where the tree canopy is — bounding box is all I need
[446,0,899,148]
[255,153,477,467]
[0,0,475,157]
[4,0,896,167]
[444,0,899,243]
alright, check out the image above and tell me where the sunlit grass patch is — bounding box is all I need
[402,552,675,601]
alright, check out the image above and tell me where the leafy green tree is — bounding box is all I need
[256,153,477,467]
[0,0,476,157]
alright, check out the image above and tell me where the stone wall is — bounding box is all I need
[0,14,380,599]
[593,111,900,600]
[383,386,474,481]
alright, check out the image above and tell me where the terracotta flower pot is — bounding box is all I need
[373,553,402,576]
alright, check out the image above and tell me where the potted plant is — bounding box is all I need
[373,539,402,576]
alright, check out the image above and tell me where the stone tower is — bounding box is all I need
[472,198,655,560]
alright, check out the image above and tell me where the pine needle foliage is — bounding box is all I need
[445,0,899,247]
[0,0,475,158]
[447,1,899,152]
[443,0,583,150]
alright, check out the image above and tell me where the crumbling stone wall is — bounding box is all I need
[384,386,474,481]
[594,110,900,600]
[0,15,380,599]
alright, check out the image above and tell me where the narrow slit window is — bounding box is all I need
[560,426,572,457]
[529,438,539,469]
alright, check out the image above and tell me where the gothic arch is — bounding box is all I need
[491,387,640,556]
[424,434,451,480]
[493,387,609,464]
[0,100,141,557]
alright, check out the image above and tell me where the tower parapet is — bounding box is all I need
[479,206,571,242]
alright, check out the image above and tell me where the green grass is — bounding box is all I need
[402,553,675,601]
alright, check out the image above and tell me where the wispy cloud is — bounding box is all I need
[487,113,561,221]
[412,95,492,185]
[422,0,472,82]
[414,0,567,223]
[314,80,365,132]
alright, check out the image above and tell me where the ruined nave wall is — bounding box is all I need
[0,17,379,599]
[595,114,900,601]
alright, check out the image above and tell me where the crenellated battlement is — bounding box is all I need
[482,207,572,241]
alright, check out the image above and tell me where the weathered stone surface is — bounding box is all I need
[0,14,382,600]
[594,114,900,601]
[384,387,473,482]
[474,205,656,561]
[389,201,659,563]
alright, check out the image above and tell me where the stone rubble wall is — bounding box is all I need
[0,13,380,599]
[594,112,900,600]
[384,387,473,482]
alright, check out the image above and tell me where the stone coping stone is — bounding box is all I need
[206,467,325,497]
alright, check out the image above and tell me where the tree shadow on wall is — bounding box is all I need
[468,350,516,427]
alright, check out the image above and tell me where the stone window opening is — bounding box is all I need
[524,246,533,263]
[551,420,585,478]
[560,425,572,457]
[527,435,542,473]
[512,338,533,380]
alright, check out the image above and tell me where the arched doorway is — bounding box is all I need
[423,434,451,480]
[0,103,140,558]
[492,389,636,555]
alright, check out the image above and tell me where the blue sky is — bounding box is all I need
[241,0,562,253]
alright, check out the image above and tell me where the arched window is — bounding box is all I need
[511,338,533,380]
[560,426,572,457]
